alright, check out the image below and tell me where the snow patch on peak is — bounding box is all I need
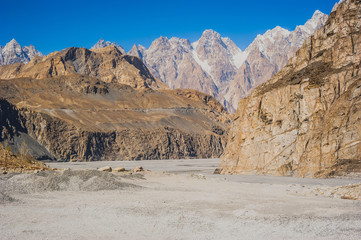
[191,50,214,79]
[232,51,249,69]
[191,40,199,50]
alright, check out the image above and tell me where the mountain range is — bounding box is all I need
[92,10,328,112]
[0,10,329,113]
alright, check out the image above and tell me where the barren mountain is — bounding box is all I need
[125,11,327,112]
[0,39,43,66]
[0,47,229,161]
[219,0,361,178]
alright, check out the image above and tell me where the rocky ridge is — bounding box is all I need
[0,39,43,66]
[219,0,361,178]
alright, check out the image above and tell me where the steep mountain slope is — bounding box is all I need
[125,11,327,112]
[219,0,361,178]
[0,47,229,161]
[0,39,43,66]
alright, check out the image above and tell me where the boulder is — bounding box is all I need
[98,166,112,172]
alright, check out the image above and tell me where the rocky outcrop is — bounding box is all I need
[220,0,361,178]
[0,39,43,66]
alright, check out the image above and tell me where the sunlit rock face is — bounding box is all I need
[220,0,361,178]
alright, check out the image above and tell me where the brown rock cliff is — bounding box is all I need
[220,0,361,178]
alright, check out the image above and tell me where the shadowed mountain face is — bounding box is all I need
[0,47,229,161]
[220,0,361,178]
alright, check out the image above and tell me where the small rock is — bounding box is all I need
[113,167,126,172]
[34,170,40,174]
[98,166,112,172]
[134,166,143,172]
[2,171,7,174]
[213,168,222,174]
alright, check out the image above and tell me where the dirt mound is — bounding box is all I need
[0,145,50,173]
[0,170,140,196]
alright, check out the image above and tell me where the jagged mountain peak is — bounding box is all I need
[0,39,43,65]
[8,38,20,45]
[303,10,328,34]
[332,0,346,12]
[256,26,291,42]
[99,9,330,113]
[91,38,109,48]
[4,39,22,50]
[91,38,126,54]
[128,44,147,60]
[201,29,221,38]
[169,37,191,45]
[197,29,223,45]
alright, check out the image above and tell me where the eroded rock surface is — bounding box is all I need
[220,0,361,178]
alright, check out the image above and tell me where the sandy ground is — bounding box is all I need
[1,159,361,240]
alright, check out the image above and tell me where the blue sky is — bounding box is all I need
[1,0,336,54]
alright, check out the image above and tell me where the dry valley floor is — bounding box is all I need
[0,159,360,240]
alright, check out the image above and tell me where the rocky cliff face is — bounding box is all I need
[0,39,43,66]
[0,47,229,161]
[124,12,327,112]
[219,0,361,178]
